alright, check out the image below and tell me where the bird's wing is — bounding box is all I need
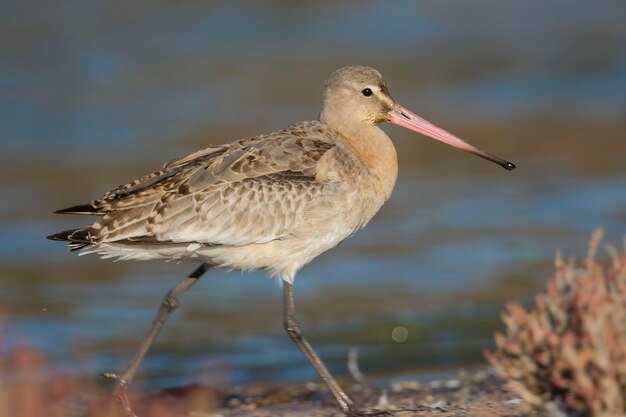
[77,121,339,246]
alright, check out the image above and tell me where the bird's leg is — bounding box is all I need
[103,263,210,416]
[282,281,355,414]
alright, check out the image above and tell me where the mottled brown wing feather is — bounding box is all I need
[80,121,337,246]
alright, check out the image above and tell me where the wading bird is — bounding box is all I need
[49,66,515,416]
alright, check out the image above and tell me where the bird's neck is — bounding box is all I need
[321,113,398,198]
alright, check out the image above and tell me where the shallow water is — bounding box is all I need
[1,0,626,388]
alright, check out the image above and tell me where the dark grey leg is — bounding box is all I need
[103,263,209,417]
[282,281,355,414]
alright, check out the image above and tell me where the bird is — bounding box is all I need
[48,65,515,416]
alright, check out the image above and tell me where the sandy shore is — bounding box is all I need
[117,368,523,417]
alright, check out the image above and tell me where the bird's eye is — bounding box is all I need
[361,88,373,97]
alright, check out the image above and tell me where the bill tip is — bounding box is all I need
[503,161,516,170]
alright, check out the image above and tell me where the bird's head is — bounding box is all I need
[321,65,515,171]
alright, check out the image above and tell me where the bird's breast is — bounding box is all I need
[316,143,397,233]
[333,128,398,201]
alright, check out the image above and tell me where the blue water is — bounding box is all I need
[1,0,626,388]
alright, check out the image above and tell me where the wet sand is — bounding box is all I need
[213,369,520,417]
[80,367,522,417]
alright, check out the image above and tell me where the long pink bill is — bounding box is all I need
[388,104,516,171]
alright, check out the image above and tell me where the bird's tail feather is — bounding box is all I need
[47,228,92,251]
[53,203,100,215]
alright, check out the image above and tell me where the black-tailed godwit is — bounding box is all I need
[49,66,515,416]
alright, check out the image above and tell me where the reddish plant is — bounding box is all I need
[486,230,626,416]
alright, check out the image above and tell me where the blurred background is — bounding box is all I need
[1,0,626,390]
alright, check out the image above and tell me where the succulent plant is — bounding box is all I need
[485,230,626,417]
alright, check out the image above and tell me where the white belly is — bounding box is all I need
[79,221,354,284]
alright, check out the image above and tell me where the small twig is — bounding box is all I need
[347,347,366,384]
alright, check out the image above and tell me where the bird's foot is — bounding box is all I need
[346,408,394,416]
[101,371,138,417]
[346,407,427,416]
[101,371,128,387]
